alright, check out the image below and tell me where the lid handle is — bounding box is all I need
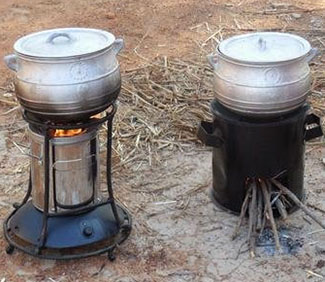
[46,32,72,44]
[258,37,266,51]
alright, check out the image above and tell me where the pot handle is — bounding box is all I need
[306,48,319,63]
[197,121,223,147]
[4,54,18,72]
[112,38,124,55]
[304,113,323,141]
[207,53,218,69]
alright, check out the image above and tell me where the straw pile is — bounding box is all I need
[310,65,325,118]
[109,56,215,168]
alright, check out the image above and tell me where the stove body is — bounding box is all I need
[29,126,101,213]
[198,100,323,214]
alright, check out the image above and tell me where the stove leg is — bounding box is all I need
[106,115,120,227]
[120,221,132,234]
[107,248,116,261]
[37,129,51,252]
[5,244,14,255]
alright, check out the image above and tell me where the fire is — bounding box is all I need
[52,128,86,137]
[50,112,102,137]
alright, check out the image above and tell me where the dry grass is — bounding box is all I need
[111,56,214,168]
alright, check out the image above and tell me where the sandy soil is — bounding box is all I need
[1,0,325,281]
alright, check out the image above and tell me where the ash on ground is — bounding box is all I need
[257,227,304,256]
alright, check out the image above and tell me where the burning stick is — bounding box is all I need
[256,186,263,231]
[280,194,292,208]
[232,182,252,240]
[261,179,281,251]
[275,198,288,220]
[248,180,257,258]
[270,179,325,229]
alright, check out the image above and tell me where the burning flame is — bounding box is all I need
[50,112,103,137]
[52,128,86,137]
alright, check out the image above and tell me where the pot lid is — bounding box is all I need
[14,28,116,58]
[218,32,311,63]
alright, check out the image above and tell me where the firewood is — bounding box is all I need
[248,180,257,258]
[261,179,281,251]
[256,186,263,230]
[232,183,252,240]
[271,179,325,229]
[275,198,288,220]
[280,194,292,208]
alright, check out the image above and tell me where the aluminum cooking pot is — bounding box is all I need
[207,32,318,116]
[4,28,124,122]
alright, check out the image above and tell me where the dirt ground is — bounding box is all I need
[1,0,325,281]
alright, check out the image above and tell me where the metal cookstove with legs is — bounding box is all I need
[3,28,131,260]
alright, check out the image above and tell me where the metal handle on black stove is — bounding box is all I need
[304,113,323,141]
[197,121,224,147]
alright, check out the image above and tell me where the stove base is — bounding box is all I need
[3,200,131,260]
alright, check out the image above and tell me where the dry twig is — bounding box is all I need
[261,179,281,251]
[271,179,325,229]
[248,181,257,258]
[232,183,252,240]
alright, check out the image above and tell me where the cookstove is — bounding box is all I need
[3,28,131,260]
[198,99,323,214]
[201,32,324,218]
[3,103,132,260]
